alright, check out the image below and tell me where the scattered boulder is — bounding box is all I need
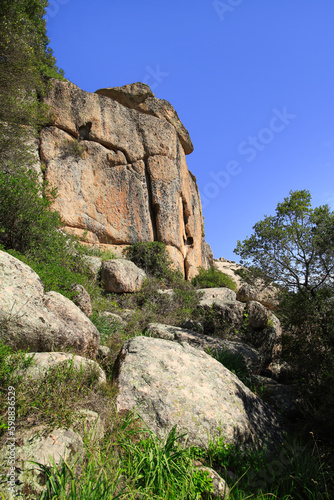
[0,251,100,357]
[244,313,282,366]
[101,259,147,293]
[237,283,279,311]
[250,376,300,419]
[193,462,230,499]
[71,409,105,443]
[16,352,106,385]
[0,426,84,500]
[71,284,92,317]
[198,298,245,337]
[246,301,269,330]
[147,323,262,374]
[197,287,237,302]
[113,336,282,449]
[83,255,102,276]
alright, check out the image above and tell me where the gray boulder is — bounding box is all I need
[246,301,269,330]
[147,323,262,374]
[101,259,147,293]
[113,336,282,449]
[16,352,106,385]
[0,251,100,357]
[0,426,84,500]
[197,287,237,301]
[198,297,245,337]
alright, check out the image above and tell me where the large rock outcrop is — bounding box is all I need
[113,336,282,449]
[40,79,210,279]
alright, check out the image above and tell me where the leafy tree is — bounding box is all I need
[0,0,64,169]
[234,190,334,295]
[234,190,334,440]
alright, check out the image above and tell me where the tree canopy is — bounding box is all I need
[234,190,334,295]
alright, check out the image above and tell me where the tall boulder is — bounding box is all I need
[40,79,211,279]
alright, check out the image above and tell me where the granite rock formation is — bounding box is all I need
[40,80,212,279]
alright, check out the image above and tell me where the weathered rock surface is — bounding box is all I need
[71,284,92,317]
[101,259,147,292]
[197,287,237,302]
[147,323,263,373]
[244,313,282,366]
[41,79,211,278]
[0,251,100,357]
[246,300,269,330]
[0,426,84,500]
[237,283,279,311]
[95,82,194,155]
[17,352,106,384]
[113,336,282,448]
[198,297,246,337]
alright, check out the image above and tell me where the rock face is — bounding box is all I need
[40,79,211,279]
[0,250,100,357]
[113,336,282,449]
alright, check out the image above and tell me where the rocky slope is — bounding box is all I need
[38,80,213,279]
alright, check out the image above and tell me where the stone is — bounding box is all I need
[197,287,237,302]
[250,376,300,419]
[113,336,282,449]
[16,352,106,385]
[40,79,211,278]
[193,463,230,499]
[0,251,100,357]
[147,323,263,374]
[101,259,147,292]
[100,311,126,326]
[83,255,102,276]
[214,258,245,289]
[71,409,105,443]
[0,426,84,500]
[244,313,282,366]
[95,83,194,155]
[198,298,246,337]
[246,301,269,330]
[71,284,92,317]
[237,283,279,311]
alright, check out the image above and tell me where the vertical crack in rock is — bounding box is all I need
[144,159,158,241]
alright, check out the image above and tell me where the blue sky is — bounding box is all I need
[45,0,334,261]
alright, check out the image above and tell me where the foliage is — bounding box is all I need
[191,266,237,292]
[205,433,332,500]
[234,190,334,442]
[124,241,181,283]
[234,190,334,294]
[0,0,64,169]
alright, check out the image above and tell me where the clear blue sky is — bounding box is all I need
[45,0,334,261]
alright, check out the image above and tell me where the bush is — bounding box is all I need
[192,267,237,291]
[124,241,178,282]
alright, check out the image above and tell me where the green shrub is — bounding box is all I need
[192,267,237,291]
[124,241,177,281]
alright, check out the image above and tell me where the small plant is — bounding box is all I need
[61,139,86,159]
[192,267,237,291]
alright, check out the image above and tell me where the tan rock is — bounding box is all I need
[101,259,147,292]
[40,79,211,278]
[95,82,194,155]
[237,283,279,311]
